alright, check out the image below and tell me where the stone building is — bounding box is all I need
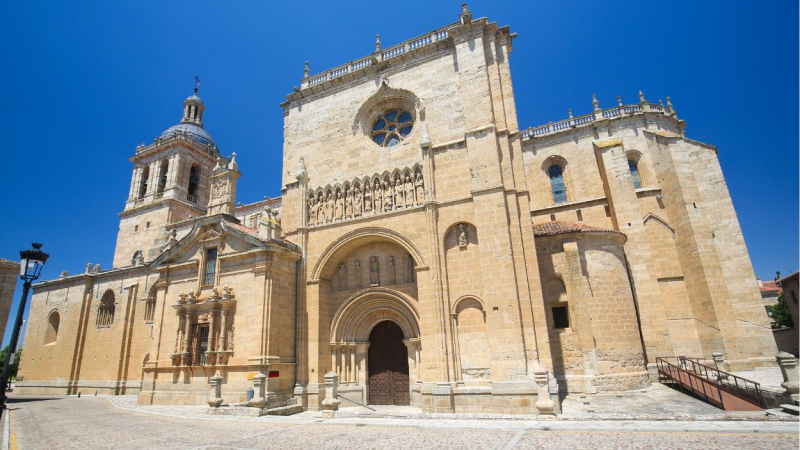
[17,6,778,414]
[0,258,20,345]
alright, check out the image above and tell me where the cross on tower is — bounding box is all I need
[194,74,200,92]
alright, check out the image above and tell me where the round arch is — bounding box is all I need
[310,227,426,281]
[330,287,420,342]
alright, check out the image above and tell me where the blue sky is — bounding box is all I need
[0,1,797,346]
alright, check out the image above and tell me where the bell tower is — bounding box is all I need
[112,88,223,268]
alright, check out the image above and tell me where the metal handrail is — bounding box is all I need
[656,356,763,408]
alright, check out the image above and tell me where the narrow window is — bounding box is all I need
[134,225,139,233]
[97,290,116,327]
[188,165,200,201]
[552,305,570,329]
[157,160,169,194]
[193,323,210,365]
[628,159,642,189]
[548,164,567,204]
[144,292,156,323]
[203,247,218,286]
[45,311,60,345]
[138,166,150,199]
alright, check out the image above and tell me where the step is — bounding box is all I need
[780,404,800,415]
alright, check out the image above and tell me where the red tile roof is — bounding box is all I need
[759,280,782,294]
[227,222,260,238]
[533,221,620,237]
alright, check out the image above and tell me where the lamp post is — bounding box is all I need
[0,243,48,419]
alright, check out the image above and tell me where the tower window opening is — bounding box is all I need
[188,165,200,201]
[138,166,150,199]
[157,159,169,194]
[552,305,569,329]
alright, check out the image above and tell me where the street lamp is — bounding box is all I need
[0,243,49,419]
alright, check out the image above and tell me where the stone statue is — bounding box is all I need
[325,192,334,223]
[394,175,404,209]
[404,254,414,283]
[370,256,380,286]
[374,181,382,212]
[353,186,362,217]
[383,179,393,212]
[388,256,396,284]
[415,170,424,204]
[364,182,372,214]
[93,264,101,274]
[59,271,69,278]
[86,263,92,274]
[354,260,362,288]
[404,173,415,207]
[457,223,468,249]
[338,263,347,291]
[308,195,316,225]
[345,188,353,219]
[334,190,344,221]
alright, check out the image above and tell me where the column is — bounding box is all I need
[349,344,356,385]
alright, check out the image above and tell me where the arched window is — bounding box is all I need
[157,159,169,194]
[131,250,142,266]
[628,159,642,189]
[97,290,115,327]
[45,311,60,345]
[548,164,568,204]
[187,165,200,201]
[138,166,150,199]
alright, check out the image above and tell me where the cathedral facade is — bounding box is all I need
[17,6,777,414]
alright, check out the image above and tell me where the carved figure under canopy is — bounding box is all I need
[370,256,380,285]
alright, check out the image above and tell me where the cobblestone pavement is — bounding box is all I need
[4,395,798,450]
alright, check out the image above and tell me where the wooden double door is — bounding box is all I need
[368,321,410,405]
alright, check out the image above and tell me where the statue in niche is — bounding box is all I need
[334,190,344,221]
[388,256,396,284]
[404,254,415,283]
[308,195,316,225]
[457,223,468,249]
[325,192,334,223]
[363,182,372,214]
[354,260,362,288]
[404,173,415,207]
[370,256,380,286]
[345,188,353,219]
[394,175,404,209]
[316,192,324,225]
[383,179,393,212]
[374,180,382,212]
[415,170,425,204]
[338,263,347,291]
[353,186,362,217]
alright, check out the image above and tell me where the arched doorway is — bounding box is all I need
[368,321,410,405]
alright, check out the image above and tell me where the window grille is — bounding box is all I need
[204,248,218,286]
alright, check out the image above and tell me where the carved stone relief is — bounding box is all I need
[370,256,380,286]
[338,263,348,291]
[388,256,396,284]
[307,165,424,227]
[354,260,362,288]
[457,223,468,249]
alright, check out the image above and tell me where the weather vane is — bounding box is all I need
[194,74,200,92]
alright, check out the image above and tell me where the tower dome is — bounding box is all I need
[158,88,216,147]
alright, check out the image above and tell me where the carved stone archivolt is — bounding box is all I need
[307,165,424,227]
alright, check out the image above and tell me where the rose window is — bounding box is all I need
[371,109,414,147]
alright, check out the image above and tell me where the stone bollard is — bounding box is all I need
[250,372,267,408]
[320,371,341,418]
[207,371,223,407]
[534,369,556,418]
[776,352,799,403]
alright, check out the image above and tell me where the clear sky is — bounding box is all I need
[0,1,797,347]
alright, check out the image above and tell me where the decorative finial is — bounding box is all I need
[228,152,238,171]
[638,90,646,103]
[617,95,623,107]
[592,94,600,112]
[460,3,473,24]
[659,99,664,107]
[568,108,573,119]
[666,96,673,112]
[303,61,309,78]
[375,34,381,53]
[296,157,308,181]
[194,74,200,94]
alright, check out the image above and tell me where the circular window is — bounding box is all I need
[371,109,414,147]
